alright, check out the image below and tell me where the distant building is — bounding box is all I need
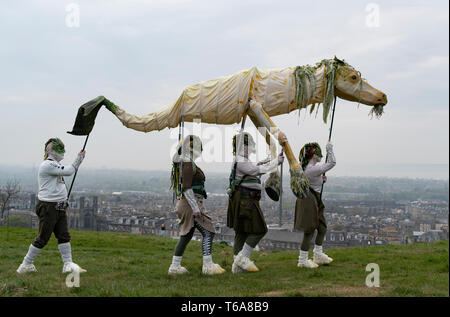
[419,230,448,242]
[68,196,104,231]
[30,194,36,209]
[419,223,432,232]
[324,231,347,248]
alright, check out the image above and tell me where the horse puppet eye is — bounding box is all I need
[351,75,357,80]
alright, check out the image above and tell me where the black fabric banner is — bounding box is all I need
[67,96,106,135]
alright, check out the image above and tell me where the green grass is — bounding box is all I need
[0,227,448,297]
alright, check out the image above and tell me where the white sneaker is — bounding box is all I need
[17,263,38,274]
[232,261,245,274]
[234,253,259,272]
[202,262,226,275]
[298,259,319,269]
[62,262,87,274]
[168,264,188,275]
[314,252,333,265]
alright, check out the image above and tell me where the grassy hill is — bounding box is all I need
[0,227,448,297]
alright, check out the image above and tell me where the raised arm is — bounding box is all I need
[41,151,85,177]
[305,142,336,177]
[41,161,75,176]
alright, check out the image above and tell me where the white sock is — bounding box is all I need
[203,255,213,265]
[23,244,42,265]
[314,245,323,254]
[172,255,182,266]
[58,242,72,263]
[299,250,308,262]
[242,243,253,258]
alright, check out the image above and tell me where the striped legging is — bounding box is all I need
[174,220,215,256]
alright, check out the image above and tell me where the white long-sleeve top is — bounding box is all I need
[37,159,76,202]
[304,150,336,193]
[234,155,279,191]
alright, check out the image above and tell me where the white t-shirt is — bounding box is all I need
[37,159,76,202]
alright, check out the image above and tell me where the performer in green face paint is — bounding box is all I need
[294,142,336,268]
[16,138,87,274]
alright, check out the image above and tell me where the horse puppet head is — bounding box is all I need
[294,57,388,123]
[332,57,387,118]
[288,57,388,199]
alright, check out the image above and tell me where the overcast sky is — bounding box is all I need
[0,0,448,180]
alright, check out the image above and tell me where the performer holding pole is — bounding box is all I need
[227,131,285,273]
[17,138,87,274]
[294,142,336,268]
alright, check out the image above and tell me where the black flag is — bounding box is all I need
[67,96,106,135]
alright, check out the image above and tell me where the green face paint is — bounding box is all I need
[44,138,65,160]
[314,145,323,158]
[51,138,66,154]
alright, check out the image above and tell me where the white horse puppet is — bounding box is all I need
[86,57,387,199]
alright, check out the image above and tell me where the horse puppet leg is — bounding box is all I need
[249,113,282,201]
[248,100,310,199]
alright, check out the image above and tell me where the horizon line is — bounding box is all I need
[0,163,448,182]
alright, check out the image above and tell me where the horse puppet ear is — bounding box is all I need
[333,56,345,65]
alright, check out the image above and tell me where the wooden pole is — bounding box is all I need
[320,97,337,200]
[279,149,284,227]
[67,134,89,200]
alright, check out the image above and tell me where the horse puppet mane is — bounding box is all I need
[293,58,384,123]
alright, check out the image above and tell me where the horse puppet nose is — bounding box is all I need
[377,93,388,105]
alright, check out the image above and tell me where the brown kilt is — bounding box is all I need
[227,187,268,234]
[174,193,215,236]
[294,188,326,234]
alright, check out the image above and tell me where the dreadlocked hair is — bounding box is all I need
[44,139,53,160]
[299,142,322,170]
[170,162,182,198]
[170,135,202,198]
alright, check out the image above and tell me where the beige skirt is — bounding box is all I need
[174,194,215,236]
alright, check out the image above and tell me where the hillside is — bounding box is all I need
[0,227,448,297]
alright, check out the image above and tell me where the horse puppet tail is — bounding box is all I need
[103,97,182,133]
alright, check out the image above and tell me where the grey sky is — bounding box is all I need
[0,0,448,179]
